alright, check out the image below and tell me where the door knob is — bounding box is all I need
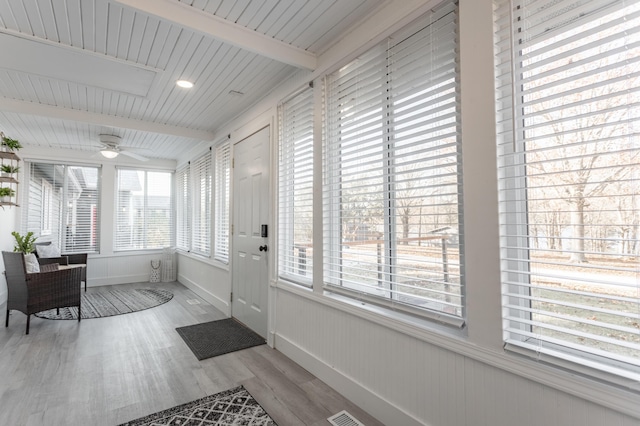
[259,245,268,252]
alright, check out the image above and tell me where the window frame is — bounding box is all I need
[40,178,54,236]
[278,86,315,287]
[495,0,640,381]
[23,161,101,254]
[114,167,173,251]
[175,163,191,252]
[191,150,212,257]
[214,140,231,264]
[322,0,465,325]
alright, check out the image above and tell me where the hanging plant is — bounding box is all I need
[0,186,16,202]
[0,164,19,175]
[1,135,22,151]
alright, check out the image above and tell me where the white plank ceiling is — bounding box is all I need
[0,0,384,160]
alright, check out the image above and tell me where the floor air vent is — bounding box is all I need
[327,410,365,426]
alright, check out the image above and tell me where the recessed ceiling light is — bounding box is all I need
[176,80,194,88]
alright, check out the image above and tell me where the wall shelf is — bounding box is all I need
[0,150,20,207]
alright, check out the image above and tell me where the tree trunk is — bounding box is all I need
[401,208,409,244]
[569,199,587,263]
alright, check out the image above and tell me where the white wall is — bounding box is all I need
[0,199,17,304]
[178,254,230,315]
[180,0,640,425]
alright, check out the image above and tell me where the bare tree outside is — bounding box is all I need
[523,21,640,263]
[500,2,640,362]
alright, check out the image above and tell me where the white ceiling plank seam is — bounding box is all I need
[0,97,214,141]
[114,0,317,70]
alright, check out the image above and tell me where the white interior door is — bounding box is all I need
[231,126,270,339]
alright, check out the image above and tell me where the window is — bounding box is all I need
[278,87,314,286]
[23,162,100,253]
[495,0,640,378]
[323,1,463,322]
[115,169,172,250]
[214,142,231,263]
[175,163,191,251]
[192,151,212,256]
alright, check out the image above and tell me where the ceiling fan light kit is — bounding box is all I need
[100,148,119,159]
[97,134,149,161]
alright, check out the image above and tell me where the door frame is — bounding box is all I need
[229,116,276,346]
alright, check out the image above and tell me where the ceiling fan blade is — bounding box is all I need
[120,150,150,162]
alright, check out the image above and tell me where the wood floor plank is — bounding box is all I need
[235,347,334,424]
[0,281,380,426]
[241,376,306,426]
[301,378,386,426]
[252,343,317,385]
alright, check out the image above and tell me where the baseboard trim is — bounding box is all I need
[89,274,151,287]
[274,333,427,426]
[177,274,230,315]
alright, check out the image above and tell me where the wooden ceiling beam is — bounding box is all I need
[114,0,317,70]
[0,98,214,141]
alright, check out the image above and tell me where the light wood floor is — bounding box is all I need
[0,282,383,426]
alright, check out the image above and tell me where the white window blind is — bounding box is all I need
[278,87,314,286]
[23,162,101,254]
[175,163,191,251]
[115,169,172,250]
[495,0,640,378]
[214,142,230,263]
[192,151,212,257]
[323,1,464,322]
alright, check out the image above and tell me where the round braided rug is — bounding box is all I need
[35,288,173,320]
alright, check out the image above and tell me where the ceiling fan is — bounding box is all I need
[97,135,149,161]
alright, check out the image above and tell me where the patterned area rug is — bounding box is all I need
[35,288,173,320]
[176,318,265,360]
[118,386,276,426]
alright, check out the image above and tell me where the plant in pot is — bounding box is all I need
[1,135,22,152]
[0,164,19,176]
[11,231,37,254]
[1,136,21,152]
[0,186,15,202]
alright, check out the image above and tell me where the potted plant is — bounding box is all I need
[11,231,37,254]
[0,186,15,202]
[1,135,22,152]
[0,164,19,176]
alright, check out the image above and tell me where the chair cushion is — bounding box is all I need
[36,243,61,258]
[24,253,40,273]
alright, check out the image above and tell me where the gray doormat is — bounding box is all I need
[118,385,276,425]
[176,318,265,360]
[35,288,173,320]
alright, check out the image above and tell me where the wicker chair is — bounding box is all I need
[2,251,82,334]
[35,242,88,292]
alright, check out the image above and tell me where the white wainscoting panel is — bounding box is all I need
[0,205,18,305]
[274,289,639,426]
[177,254,230,315]
[87,252,163,287]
